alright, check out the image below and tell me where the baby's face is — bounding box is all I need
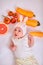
[13,27,23,39]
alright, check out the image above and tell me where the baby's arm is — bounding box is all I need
[28,34,34,47]
[9,40,17,51]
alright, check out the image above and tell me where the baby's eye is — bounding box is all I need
[14,29,17,31]
[18,30,21,32]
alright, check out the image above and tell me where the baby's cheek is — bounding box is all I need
[13,32,15,36]
[19,32,23,37]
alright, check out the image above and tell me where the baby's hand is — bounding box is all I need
[28,34,34,47]
[9,41,17,51]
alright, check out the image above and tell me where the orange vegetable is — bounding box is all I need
[16,7,35,18]
[26,19,40,27]
[0,23,8,34]
[29,31,43,37]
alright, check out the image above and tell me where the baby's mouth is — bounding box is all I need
[15,34,17,36]
[14,33,27,39]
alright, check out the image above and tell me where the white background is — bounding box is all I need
[0,0,43,65]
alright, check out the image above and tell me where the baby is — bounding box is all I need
[9,22,39,65]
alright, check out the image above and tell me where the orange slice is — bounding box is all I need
[0,23,8,34]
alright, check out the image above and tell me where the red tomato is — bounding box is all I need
[13,12,18,18]
[8,11,14,16]
[10,18,17,23]
[4,17,10,24]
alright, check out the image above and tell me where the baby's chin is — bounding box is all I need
[14,36,21,39]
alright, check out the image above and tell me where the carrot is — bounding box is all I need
[29,31,43,37]
[26,19,40,27]
[16,7,35,18]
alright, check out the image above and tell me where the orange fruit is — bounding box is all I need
[0,23,8,34]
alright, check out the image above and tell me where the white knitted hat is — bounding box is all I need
[13,22,27,35]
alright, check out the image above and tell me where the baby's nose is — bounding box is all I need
[15,31,18,34]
